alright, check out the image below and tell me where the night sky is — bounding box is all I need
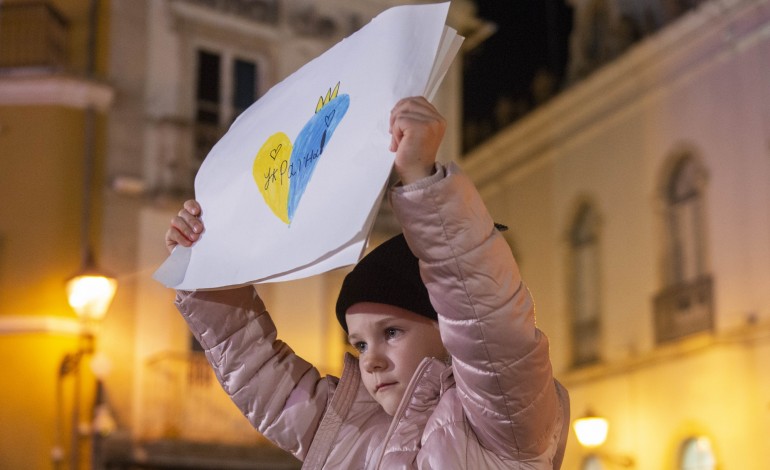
[462,0,573,145]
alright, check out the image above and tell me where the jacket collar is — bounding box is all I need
[373,357,453,468]
[303,355,454,470]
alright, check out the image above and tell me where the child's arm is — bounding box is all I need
[392,166,563,460]
[175,287,331,459]
[167,202,332,461]
[389,98,565,461]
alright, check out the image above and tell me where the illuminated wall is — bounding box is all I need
[464,0,770,468]
[0,0,113,468]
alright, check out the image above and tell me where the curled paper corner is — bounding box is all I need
[153,246,192,288]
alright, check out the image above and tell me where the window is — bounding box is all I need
[233,58,258,117]
[679,436,717,470]
[196,50,221,127]
[581,455,605,470]
[665,156,706,285]
[653,152,713,343]
[570,203,601,366]
[194,48,261,165]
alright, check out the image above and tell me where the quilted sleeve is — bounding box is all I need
[390,163,562,460]
[175,286,332,461]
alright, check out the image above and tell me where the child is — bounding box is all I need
[165,97,570,469]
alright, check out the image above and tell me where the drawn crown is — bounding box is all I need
[315,82,341,113]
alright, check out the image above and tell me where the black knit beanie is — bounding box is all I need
[335,233,438,332]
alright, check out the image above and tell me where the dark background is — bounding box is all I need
[462,0,573,150]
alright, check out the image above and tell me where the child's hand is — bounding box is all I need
[389,96,446,185]
[165,200,204,254]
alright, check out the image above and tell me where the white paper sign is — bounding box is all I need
[154,2,462,290]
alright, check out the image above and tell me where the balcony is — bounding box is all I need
[0,2,68,74]
[141,117,223,198]
[572,317,601,368]
[103,438,301,469]
[106,351,300,468]
[653,275,714,344]
[0,2,114,110]
[141,351,267,444]
[194,121,226,168]
[183,0,279,25]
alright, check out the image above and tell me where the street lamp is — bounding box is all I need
[52,253,117,470]
[66,252,118,326]
[573,410,609,448]
[51,0,118,467]
[573,410,635,468]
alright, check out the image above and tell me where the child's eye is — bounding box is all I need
[385,327,401,340]
[353,341,367,353]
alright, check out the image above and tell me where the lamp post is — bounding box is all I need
[52,264,117,470]
[50,0,117,467]
[68,260,118,470]
[573,410,635,468]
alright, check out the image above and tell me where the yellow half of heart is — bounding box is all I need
[253,132,293,224]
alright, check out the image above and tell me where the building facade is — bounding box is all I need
[0,1,114,469]
[4,0,767,468]
[463,0,770,468]
[2,0,486,468]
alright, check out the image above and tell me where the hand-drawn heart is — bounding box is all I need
[252,83,350,225]
[253,132,293,224]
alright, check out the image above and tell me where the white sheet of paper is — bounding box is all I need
[154,2,462,290]
[425,26,464,101]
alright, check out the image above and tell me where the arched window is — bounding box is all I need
[679,436,717,470]
[581,454,605,470]
[665,156,707,285]
[570,203,601,366]
[653,151,712,343]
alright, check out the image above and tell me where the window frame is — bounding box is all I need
[568,200,603,367]
[187,36,268,173]
[664,155,708,286]
[653,149,713,344]
[679,436,717,470]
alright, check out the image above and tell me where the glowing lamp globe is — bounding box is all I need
[573,414,609,448]
[66,273,117,322]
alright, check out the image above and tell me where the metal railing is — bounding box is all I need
[142,351,266,445]
[0,2,68,72]
[572,317,601,367]
[194,121,226,165]
[653,275,714,344]
[184,0,280,25]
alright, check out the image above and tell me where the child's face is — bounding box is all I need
[346,302,447,416]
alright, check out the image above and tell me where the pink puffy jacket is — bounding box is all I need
[175,163,570,469]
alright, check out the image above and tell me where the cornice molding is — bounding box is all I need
[0,75,115,111]
[0,315,81,336]
[560,321,770,387]
[462,0,770,199]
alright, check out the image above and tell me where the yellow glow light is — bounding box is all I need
[573,415,609,448]
[66,274,117,322]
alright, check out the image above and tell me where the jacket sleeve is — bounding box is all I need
[390,163,562,460]
[175,286,332,461]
